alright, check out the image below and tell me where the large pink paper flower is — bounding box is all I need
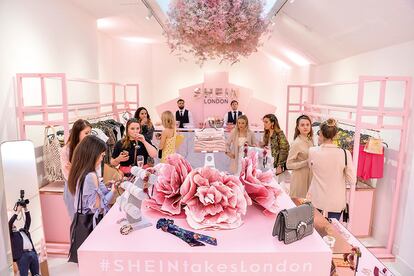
[144,154,192,215]
[180,167,251,230]
[240,151,281,215]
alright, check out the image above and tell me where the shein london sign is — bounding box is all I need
[193,87,239,104]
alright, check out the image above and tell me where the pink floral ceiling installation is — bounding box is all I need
[166,0,270,65]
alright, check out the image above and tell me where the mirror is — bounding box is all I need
[0,140,48,275]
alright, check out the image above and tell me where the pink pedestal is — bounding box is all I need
[346,184,375,237]
[78,193,331,275]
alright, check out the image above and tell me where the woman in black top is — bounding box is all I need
[111,118,157,175]
[134,107,155,141]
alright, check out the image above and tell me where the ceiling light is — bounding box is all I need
[97,18,114,29]
[282,49,311,66]
[121,37,155,44]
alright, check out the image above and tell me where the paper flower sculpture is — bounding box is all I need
[144,154,192,215]
[240,150,281,215]
[180,166,251,230]
[166,0,270,65]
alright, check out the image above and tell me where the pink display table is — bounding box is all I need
[78,192,331,275]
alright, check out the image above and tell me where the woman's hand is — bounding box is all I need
[136,134,146,143]
[117,151,129,162]
[276,165,283,175]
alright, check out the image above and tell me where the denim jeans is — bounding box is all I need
[317,209,342,220]
[17,251,39,276]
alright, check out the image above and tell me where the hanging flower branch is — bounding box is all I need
[165,0,270,65]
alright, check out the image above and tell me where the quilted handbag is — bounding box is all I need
[272,202,314,244]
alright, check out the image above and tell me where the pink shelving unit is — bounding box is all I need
[16,73,139,140]
[15,73,140,255]
[286,76,412,259]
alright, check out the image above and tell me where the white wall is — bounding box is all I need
[97,35,153,113]
[0,0,100,146]
[310,40,414,275]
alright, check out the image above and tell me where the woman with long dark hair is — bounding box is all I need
[111,118,157,175]
[68,135,115,262]
[134,107,154,141]
[287,115,314,198]
[262,114,289,175]
[60,119,92,218]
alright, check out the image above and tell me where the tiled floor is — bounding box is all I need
[47,257,79,276]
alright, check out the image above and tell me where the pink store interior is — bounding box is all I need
[1,1,414,276]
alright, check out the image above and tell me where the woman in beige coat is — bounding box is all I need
[307,118,356,220]
[287,115,314,198]
[226,115,257,174]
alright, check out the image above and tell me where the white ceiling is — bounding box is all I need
[70,0,414,65]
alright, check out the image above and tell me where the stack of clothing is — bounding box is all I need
[194,128,226,152]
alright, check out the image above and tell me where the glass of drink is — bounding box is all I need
[136,155,144,168]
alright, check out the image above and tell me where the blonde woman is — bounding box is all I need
[159,111,176,162]
[225,115,257,174]
[287,115,314,198]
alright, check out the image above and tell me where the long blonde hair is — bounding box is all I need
[161,111,175,129]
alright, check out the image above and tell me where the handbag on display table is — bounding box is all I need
[272,202,314,244]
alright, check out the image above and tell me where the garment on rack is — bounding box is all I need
[357,145,384,180]
[91,128,109,143]
[312,122,372,152]
[313,122,385,180]
[91,121,117,164]
[156,218,217,247]
[105,119,125,140]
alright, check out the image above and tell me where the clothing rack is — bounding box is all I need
[16,73,139,141]
[286,76,412,259]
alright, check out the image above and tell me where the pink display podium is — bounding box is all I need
[78,192,331,275]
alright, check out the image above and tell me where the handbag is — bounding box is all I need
[272,202,314,244]
[68,181,103,263]
[103,164,124,205]
[363,137,383,154]
[43,126,64,182]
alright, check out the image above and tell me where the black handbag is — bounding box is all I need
[272,202,314,244]
[68,181,103,263]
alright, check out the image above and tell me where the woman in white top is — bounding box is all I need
[60,119,92,219]
[226,115,257,174]
[307,118,356,220]
[287,115,314,198]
